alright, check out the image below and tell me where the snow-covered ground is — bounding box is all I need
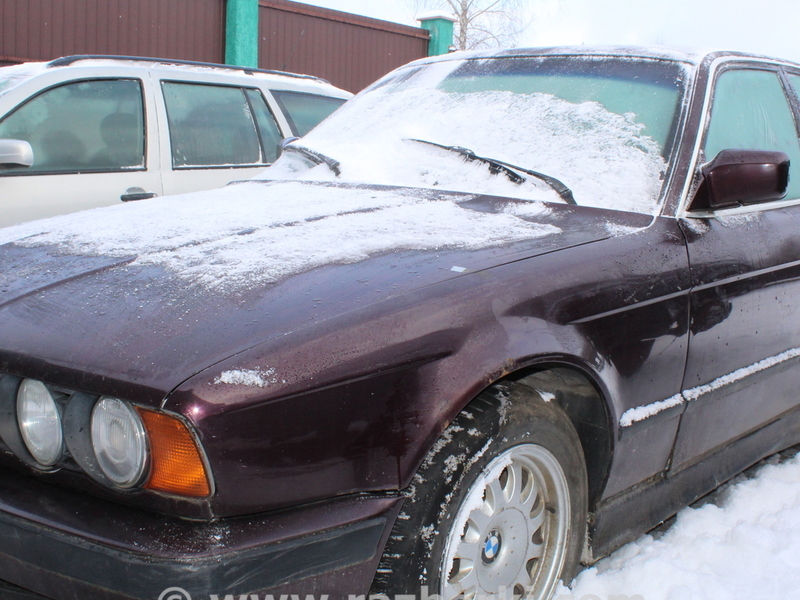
[556,446,800,600]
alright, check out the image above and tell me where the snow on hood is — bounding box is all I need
[0,181,560,293]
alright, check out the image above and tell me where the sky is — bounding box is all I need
[297,0,800,63]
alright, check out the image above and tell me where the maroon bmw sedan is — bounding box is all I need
[1,46,800,600]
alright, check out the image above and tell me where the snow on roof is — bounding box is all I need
[416,11,456,22]
[404,45,706,68]
[405,44,800,70]
[0,56,350,99]
[42,56,344,89]
[0,62,49,96]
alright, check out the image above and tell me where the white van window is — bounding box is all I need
[162,82,263,167]
[0,79,145,173]
[244,88,282,164]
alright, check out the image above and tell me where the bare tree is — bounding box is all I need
[414,0,530,50]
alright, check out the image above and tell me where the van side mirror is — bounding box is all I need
[689,149,789,211]
[0,139,34,169]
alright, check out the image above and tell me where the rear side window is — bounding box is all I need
[704,69,800,200]
[0,79,145,173]
[244,88,282,164]
[163,82,269,168]
[272,90,345,136]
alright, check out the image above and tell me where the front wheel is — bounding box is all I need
[372,381,587,600]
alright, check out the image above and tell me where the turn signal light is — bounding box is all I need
[137,408,212,497]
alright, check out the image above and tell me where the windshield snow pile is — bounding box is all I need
[0,181,560,291]
[265,56,684,215]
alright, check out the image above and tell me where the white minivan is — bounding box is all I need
[0,56,352,227]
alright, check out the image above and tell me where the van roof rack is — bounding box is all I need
[47,55,330,84]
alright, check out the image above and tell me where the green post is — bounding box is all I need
[418,15,455,57]
[225,0,259,68]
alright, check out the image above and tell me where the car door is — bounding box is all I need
[672,64,800,469]
[156,79,286,196]
[0,75,162,227]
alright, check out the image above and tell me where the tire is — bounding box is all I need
[372,381,588,600]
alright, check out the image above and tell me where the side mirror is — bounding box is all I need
[689,149,789,211]
[0,139,34,169]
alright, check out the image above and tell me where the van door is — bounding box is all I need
[0,77,162,227]
[157,81,284,196]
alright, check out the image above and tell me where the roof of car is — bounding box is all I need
[410,45,800,69]
[45,54,335,85]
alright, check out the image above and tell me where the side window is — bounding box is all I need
[271,90,346,136]
[162,82,262,167]
[0,79,144,173]
[244,88,282,163]
[788,73,800,94]
[704,69,800,199]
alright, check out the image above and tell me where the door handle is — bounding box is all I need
[121,187,158,202]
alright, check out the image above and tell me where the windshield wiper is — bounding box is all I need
[406,138,576,205]
[280,138,341,176]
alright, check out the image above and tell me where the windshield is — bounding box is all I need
[262,55,689,215]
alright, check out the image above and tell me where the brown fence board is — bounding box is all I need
[0,0,225,65]
[0,0,429,92]
[258,0,429,92]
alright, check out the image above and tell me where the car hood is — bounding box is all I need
[0,180,651,405]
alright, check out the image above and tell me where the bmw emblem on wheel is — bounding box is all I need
[482,530,502,564]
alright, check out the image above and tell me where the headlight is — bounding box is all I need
[91,397,148,487]
[16,379,63,466]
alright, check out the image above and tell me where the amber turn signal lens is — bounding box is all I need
[136,408,212,497]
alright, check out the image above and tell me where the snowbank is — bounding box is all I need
[558,447,800,600]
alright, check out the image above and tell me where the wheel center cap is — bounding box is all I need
[481,530,502,564]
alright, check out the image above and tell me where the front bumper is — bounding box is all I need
[0,466,401,600]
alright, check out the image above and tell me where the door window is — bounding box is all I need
[163,82,271,167]
[704,69,800,200]
[0,79,145,173]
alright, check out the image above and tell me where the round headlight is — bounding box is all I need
[91,397,148,488]
[16,379,63,466]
